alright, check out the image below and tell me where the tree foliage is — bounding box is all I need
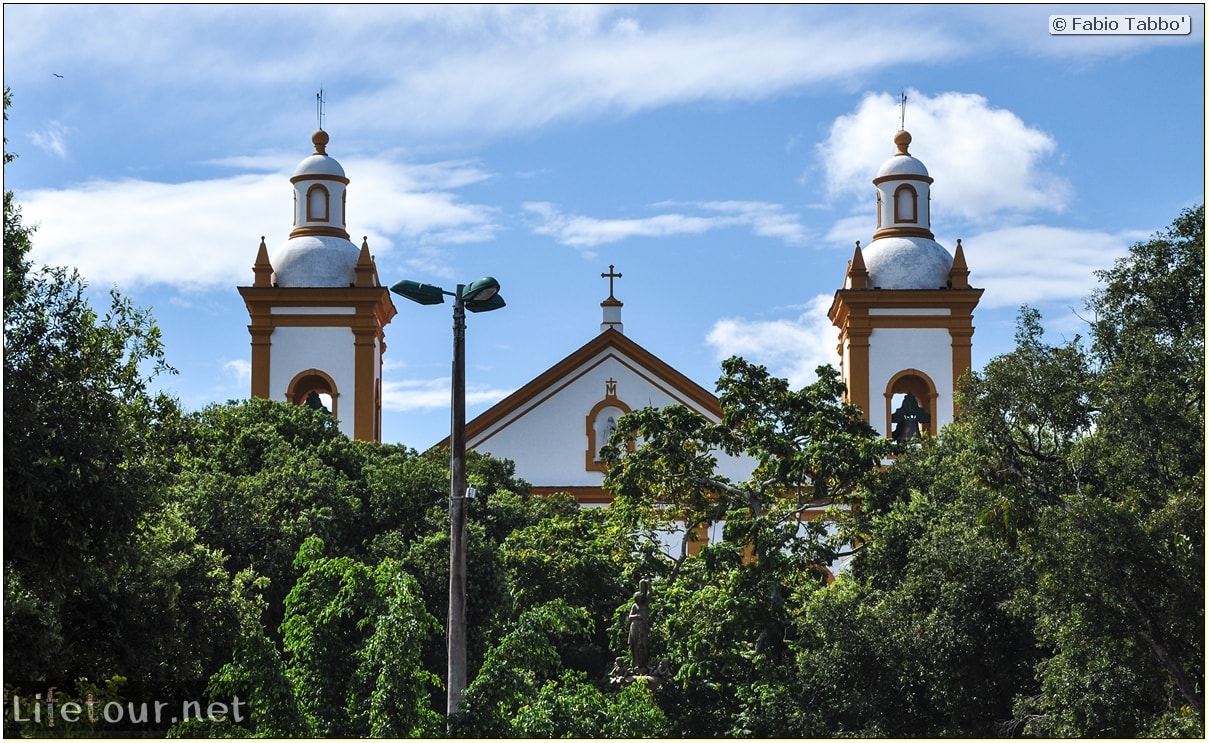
[4,88,236,721]
[454,600,668,737]
[932,205,1205,736]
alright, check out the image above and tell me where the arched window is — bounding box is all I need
[894,184,918,224]
[306,184,330,222]
[287,368,339,420]
[585,381,632,472]
[884,369,937,439]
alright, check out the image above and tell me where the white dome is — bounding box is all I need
[270,235,359,287]
[294,153,346,178]
[876,154,929,179]
[862,236,952,290]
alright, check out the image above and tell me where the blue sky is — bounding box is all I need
[4,4,1204,449]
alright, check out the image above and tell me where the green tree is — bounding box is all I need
[168,572,308,738]
[454,600,668,737]
[4,87,32,313]
[168,399,369,632]
[269,537,441,737]
[599,358,885,735]
[1007,206,1205,736]
[500,504,669,684]
[789,435,1039,737]
[932,206,1204,736]
[1088,204,1204,507]
[4,89,236,722]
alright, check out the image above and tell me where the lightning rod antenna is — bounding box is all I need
[316,88,325,131]
[900,90,907,130]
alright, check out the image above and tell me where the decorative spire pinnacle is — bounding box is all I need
[354,236,377,287]
[949,238,970,289]
[847,240,869,290]
[872,129,934,242]
[253,236,273,287]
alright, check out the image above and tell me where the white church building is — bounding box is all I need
[239,127,982,532]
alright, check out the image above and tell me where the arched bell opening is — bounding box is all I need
[287,368,339,419]
[884,369,937,440]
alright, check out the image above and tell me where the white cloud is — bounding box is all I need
[23,174,281,289]
[818,90,1072,224]
[824,215,872,246]
[705,293,841,390]
[934,5,1204,61]
[693,201,810,245]
[30,122,70,159]
[6,6,1197,151]
[526,200,808,251]
[223,359,251,386]
[701,224,1137,386]
[382,377,513,413]
[344,10,966,139]
[4,6,964,143]
[961,225,1142,309]
[20,157,499,290]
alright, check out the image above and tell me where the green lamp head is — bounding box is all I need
[463,277,506,313]
[390,280,447,305]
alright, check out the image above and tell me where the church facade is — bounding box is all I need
[454,268,756,504]
[238,127,980,502]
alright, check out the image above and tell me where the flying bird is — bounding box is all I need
[52,73,63,78]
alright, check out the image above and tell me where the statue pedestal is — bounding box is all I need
[609,661,673,689]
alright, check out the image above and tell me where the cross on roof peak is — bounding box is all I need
[601,264,622,300]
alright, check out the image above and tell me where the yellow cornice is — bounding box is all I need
[872,173,933,186]
[871,225,936,241]
[289,173,350,186]
[238,285,398,330]
[288,225,352,240]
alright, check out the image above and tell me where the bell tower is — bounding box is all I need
[238,130,396,441]
[828,130,982,438]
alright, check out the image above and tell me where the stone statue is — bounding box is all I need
[611,579,673,687]
[627,578,651,673]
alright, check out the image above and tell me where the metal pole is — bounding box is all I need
[447,285,468,723]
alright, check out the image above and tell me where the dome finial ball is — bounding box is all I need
[312,129,329,156]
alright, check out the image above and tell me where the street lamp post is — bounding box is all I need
[390,277,504,724]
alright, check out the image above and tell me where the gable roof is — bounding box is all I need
[434,328,721,449]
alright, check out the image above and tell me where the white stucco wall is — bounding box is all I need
[469,346,755,488]
[867,326,954,437]
[270,325,357,438]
